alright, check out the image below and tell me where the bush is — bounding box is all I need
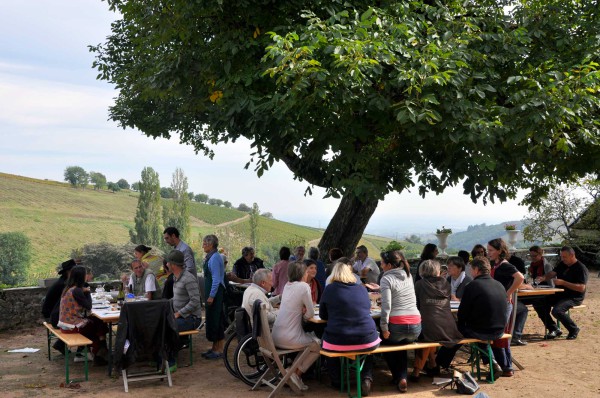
[0,232,31,286]
[71,242,161,280]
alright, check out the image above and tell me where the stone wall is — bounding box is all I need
[0,281,120,332]
[0,286,46,332]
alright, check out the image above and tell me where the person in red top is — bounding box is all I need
[528,246,554,286]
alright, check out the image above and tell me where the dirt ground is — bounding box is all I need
[1,276,598,398]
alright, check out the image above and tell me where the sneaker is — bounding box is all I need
[290,373,309,391]
[74,352,93,362]
[197,321,205,331]
[566,328,580,340]
[201,349,213,358]
[361,378,372,396]
[491,360,503,374]
[544,329,562,340]
[204,351,223,360]
[511,338,528,346]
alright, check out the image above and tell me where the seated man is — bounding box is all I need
[534,246,588,340]
[353,245,380,284]
[436,257,508,372]
[227,246,265,283]
[124,259,162,300]
[168,250,202,331]
[241,269,279,326]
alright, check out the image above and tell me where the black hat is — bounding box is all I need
[166,250,185,266]
[58,259,76,275]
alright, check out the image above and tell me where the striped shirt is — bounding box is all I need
[171,270,202,318]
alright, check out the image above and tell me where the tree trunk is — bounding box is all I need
[317,195,379,262]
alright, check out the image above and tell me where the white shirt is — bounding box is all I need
[353,257,380,284]
[128,273,157,294]
[242,283,279,325]
[272,282,318,349]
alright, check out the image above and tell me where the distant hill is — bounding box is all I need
[0,172,406,285]
[416,221,530,253]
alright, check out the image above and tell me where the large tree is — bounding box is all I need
[130,167,163,246]
[89,171,107,190]
[92,0,600,259]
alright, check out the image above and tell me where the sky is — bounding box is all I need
[0,1,530,237]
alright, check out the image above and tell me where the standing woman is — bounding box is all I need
[134,244,161,270]
[202,234,226,359]
[58,265,109,365]
[379,251,421,393]
[415,244,438,282]
[487,238,525,376]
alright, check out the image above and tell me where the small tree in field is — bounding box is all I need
[195,193,209,203]
[131,182,140,191]
[131,167,163,246]
[237,203,251,212]
[163,168,191,243]
[64,166,89,189]
[223,201,232,208]
[107,181,121,192]
[117,178,130,190]
[90,171,107,190]
[0,232,31,286]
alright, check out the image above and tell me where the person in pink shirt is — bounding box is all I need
[272,246,291,296]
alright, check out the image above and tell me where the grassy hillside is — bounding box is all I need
[0,172,415,284]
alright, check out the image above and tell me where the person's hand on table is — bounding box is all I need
[174,311,181,319]
[554,278,564,286]
[382,330,390,340]
[207,297,214,306]
[451,294,459,301]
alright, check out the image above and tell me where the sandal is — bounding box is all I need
[397,379,408,393]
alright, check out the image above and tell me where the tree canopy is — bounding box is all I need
[93,0,600,256]
[64,166,89,189]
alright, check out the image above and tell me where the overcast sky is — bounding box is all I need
[0,0,529,237]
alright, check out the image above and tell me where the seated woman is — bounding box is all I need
[272,261,321,392]
[320,262,381,395]
[57,265,109,365]
[412,260,463,380]
[379,250,421,393]
[447,256,473,301]
[303,259,322,304]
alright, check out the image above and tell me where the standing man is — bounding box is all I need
[535,246,588,340]
[163,227,197,277]
[353,245,380,284]
[228,246,264,283]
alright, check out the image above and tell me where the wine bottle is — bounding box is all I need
[117,283,125,307]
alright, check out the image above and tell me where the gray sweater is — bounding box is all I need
[171,270,202,318]
[380,268,420,333]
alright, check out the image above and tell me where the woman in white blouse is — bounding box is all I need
[272,261,320,391]
[446,256,473,301]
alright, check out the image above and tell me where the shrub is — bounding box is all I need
[0,232,31,286]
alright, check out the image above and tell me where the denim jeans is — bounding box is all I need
[382,323,421,382]
[512,301,528,339]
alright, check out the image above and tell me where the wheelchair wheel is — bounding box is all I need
[233,334,272,387]
[223,331,239,378]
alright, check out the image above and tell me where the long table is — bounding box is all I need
[91,306,120,376]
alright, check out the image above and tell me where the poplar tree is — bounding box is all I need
[131,167,163,246]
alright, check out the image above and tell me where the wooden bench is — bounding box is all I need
[43,322,93,384]
[179,329,200,366]
[320,334,511,398]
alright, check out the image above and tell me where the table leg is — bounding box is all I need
[107,321,113,376]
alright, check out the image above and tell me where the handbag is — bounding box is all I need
[437,370,480,395]
[454,370,480,394]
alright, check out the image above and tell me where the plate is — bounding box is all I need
[93,305,110,309]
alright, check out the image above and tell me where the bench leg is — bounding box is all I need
[84,345,89,381]
[189,335,193,366]
[47,329,52,361]
[65,347,70,385]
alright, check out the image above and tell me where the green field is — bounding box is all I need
[0,172,416,285]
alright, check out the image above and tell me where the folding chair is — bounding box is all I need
[251,301,311,398]
[113,300,179,392]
